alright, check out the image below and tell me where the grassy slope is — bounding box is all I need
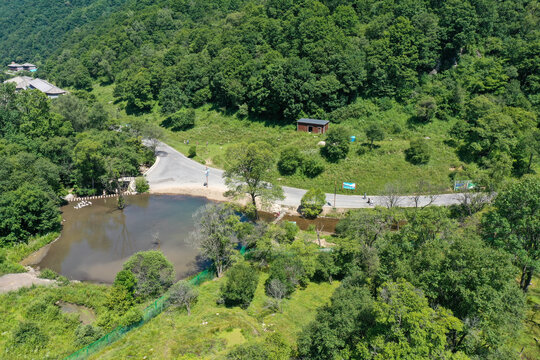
[92,273,338,359]
[516,276,540,360]
[91,84,461,195]
[0,283,109,360]
[0,233,59,276]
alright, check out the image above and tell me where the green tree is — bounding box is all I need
[113,269,137,296]
[365,123,385,149]
[300,188,326,219]
[0,183,60,245]
[321,127,349,162]
[135,177,149,193]
[123,69,154,112]
[166,109,196,131]
[483,177,540,291]
[277,147,303,175]
[405,138,430,165]
[168,281,198,315]
[301,158,324,178]
[221,263,259,309]
[415,96,437,122]
[122,250,175,299]
[224,142,284,218]
[298,278,467,360]
[190,204,239,278]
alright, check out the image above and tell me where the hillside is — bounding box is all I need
[41,0,540,191]
[0,0,129,66]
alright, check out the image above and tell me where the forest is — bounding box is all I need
[0,0,130,66]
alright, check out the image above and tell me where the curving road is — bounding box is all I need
[145,142,463,209]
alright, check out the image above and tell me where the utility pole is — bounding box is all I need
[334,180,337,208]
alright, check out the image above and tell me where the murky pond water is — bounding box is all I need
[36,194,210,283]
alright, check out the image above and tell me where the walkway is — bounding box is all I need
[145,142,463,209]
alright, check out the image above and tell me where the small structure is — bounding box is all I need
[7,62,37,72]
[4,76,66,98]
[7,62,23,71]
[297,118,329,134]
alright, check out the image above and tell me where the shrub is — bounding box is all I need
[38,268,58,280]
[12,322,48,348]
[221,263,259,309]
[301,158,324,178]
[281,222,298,243]
[114,269,137,295]
[74,324,103,347]
[365,123,385,149]
[135,177,149,193]
[119,307,143,327]
[321,128,350,162]
[300,188,326,219]
[416,96,437,122]
[265,256,305,296]
[188,145,197,158]
[167,108,195,131]
[277,147,303,175]
[168,281,198,315]
[123,250,175,299]
[405,138,430,165]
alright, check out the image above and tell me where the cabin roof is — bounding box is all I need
[297,118,329,126]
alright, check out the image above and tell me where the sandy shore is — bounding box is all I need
[150,184,234,202]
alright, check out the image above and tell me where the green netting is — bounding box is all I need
[64,268,214,360]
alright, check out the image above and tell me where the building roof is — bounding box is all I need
[297,118,329,126]
[8,62,22,67]
[22,63,36,67]
[5,76,33,89]
[4,76,66,95]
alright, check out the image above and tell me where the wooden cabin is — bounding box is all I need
[297,118,329,134]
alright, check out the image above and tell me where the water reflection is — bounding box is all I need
[37,194,210,283]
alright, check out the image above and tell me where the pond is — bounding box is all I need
[35,194,210,283]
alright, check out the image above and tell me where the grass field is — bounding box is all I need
[91,272,339,359]
[90,84,463,195]
[0,282,110,360]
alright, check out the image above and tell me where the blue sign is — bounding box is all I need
[343,182,356,190]
[454,180,475,191]
[350,135,356,142]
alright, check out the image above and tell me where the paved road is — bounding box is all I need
[146,142,463,209]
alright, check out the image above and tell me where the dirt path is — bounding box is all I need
[0,267,55,294]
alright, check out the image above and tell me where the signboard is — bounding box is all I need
[454,180,475,191]
[342,182,356,190]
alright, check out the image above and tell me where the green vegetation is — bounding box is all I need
[224,142,284,216]
[0,282,110,360]
[91,273,338,359]
[1,0,539,359]
[0,233,58,276]
[0,0,129,66]
[134,177,150,193]
[122,250,175,299]
[483,176,540,291]
[0,83,153,247]
[221,263,259,309]
[300,188,326,218]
